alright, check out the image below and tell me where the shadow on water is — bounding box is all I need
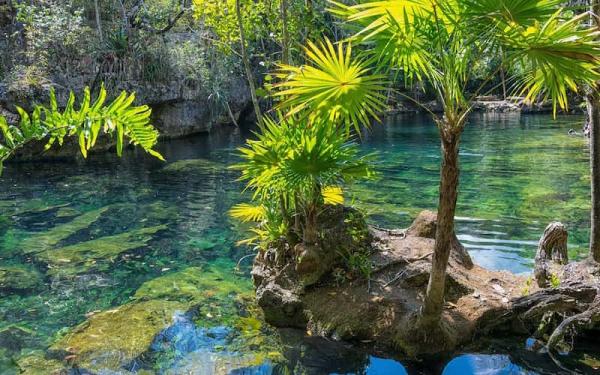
[0,115,599,374]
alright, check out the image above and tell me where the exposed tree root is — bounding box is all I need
[547,294,600,350]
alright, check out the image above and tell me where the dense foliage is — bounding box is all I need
[228,0,600,334]
[231,114,376,248]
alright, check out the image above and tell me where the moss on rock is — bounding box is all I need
[0,265,43,294]
[134,259,250,304]
[161,159,220,174]
[21,206,111,254]
[16,351,66,375]
[36,225,167,276]
[50,299,187,372]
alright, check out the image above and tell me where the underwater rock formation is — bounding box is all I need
[36,224,167,276]
[0,265,43,294]
[161,158,221,174]
[45,259,272,373]
[50,299,188,371]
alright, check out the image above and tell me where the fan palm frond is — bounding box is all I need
[274,39,387,132]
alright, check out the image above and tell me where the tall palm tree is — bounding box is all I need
[587,1,600,262]
[275,0,600,327]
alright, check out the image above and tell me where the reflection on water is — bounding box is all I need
[0,113,597,374]
[442,355,528,375]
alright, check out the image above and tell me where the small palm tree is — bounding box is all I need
[275,0,600,328]
[231,113,377,249]
[0,84,163,174]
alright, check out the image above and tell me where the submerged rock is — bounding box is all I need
[36,225,167,276]
[16,350,66,375]
[20,206,111,254]
[47,258,265,372]
[50,299,187,372]
[0,265,43,294]
[134,260,251,304]
[161,158,221,174]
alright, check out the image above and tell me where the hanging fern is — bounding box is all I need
[0,84,163,174]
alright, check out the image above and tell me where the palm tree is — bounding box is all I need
[275,0,600,327]
[0,84,163,174]
[231,113,377,250]
[587,1,600,262]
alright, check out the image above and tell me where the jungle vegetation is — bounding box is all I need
[232,0,600,331]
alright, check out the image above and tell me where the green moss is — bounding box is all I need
[54,207,81,218]
[36,225,167,276]
[186,238,218,251]
[15,351,65,375]
[0,199,68,216]
[21,206,111,254]
[134,259,251,304]
[50,300,186,372]
[0,265,43,294]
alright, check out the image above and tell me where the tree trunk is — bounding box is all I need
[534,222,568,287]
[280,0,290,64]
[588,94,600,262]
[422,127,461,323]
[94,0,103,42]
[589,3,600,262]
[303,203,318,246]
[235,0,263,124]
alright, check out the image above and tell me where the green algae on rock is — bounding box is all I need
[36,225,167,276]
[134,259,251,303]
[20,206,111,254]
[16,350,66,375]
[50,299,187,372]
[48,260,259,372]
[0,265,43,294]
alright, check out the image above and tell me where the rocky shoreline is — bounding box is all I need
[252,209,600,357]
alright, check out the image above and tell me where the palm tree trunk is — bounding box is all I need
[235,0,263,123]
[422,126,461,322]
[588,93,600,262]
[589,2,600,262]
[303,204,318,246]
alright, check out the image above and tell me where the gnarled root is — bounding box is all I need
[534,222,568,288]
[547,293,600,350]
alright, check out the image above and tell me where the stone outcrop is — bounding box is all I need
[252,210,600,357]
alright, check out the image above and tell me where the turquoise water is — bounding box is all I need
[0,113,596,374]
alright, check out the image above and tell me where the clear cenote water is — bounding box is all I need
[0,113,597,374]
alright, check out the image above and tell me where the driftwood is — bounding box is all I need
[534,222,568,287]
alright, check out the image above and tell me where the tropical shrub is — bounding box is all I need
[230,114,376,250]
[14,1,91,72]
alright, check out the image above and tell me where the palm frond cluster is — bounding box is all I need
[230,114,376,248]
